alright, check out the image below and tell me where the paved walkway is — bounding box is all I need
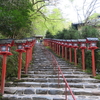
[2,43,100,100]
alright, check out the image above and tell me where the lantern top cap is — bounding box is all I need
[63,40,66,41]
[67,40,71,42]
[71,40,78,42]
[27,38,33,42]
[57,39,60,41]
[0,39,13,44]
[26,37,35,41]
[78,39,86,42]
[14,39,27,43]
[59,39,63,41]
[44,38,51,39]
[86,37,99,41]
[53,39,58,41]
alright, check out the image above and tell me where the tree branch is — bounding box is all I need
[74,6,82,23]
[86,0,97,18]
[33,0,44,5]
[83,0,99,24]
[83,0,86,19]
[36,4,46,12]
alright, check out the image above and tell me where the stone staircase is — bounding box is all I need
[2,43,100,100]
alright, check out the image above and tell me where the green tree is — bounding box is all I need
[31,8,66,36]
[45,31,54,38]
[54,31,64,39]
[45,8,65,35]
[0,0,33,38]
[54,27,80,39]
[81,25,99,38]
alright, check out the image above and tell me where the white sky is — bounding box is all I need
[47,0,100,23]
[57,0,78,22]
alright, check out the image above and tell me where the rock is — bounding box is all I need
[24,89,35,94]
[36,89,48,94]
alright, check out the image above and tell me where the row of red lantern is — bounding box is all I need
[43,38,99,77]
[0,38,36,94]
[45,38,98,50]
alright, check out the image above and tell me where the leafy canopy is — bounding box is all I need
[0,0,32,38]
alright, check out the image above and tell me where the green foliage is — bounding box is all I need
[64,27,80,39]
[85,50,92,69]
[54,31,64,39]
[6,47,18,79]
[95,45,100,70]
[30,8,66,36]
[85,68,92,74]
[81,25,99,38]
[54,27,80,39]
[94,75,100,79]
[77,49,82,65]
[0,0,32,38]
[13,79,25,82]
[45,31,54,38]
[21,74,28,78]
[31,14,47,36]
[22,53,26,68]
[89,13,100,20]
[45,8,66,35]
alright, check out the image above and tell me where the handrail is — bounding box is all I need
[43,45,76,100]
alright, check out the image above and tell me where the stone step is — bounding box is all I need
[28,71,86,74]
[7,78,100,87]
[27,71,89,76]
[4,87,100,96]
[6,81,100,89]
[4,87,64,95]
[27,73,91,78]
[72,88,100,96]
[27,72,90,78]
[2,94,65,100]
[28,69,82,72]
[67,95,100,100]
[3,94,100,100]
[29,67,79,70]
[27,71,56,75]
[57,60,69,62]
